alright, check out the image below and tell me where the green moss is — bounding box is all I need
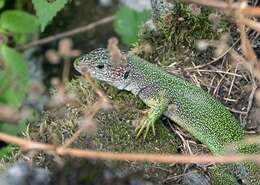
[39,78,179,154]
[106,85,146,110]
[139,1,228,66]
[210,142,260,185]
[227,162,260,185]
[91,114,177,154]
[80,79,179,181]
[228,143,260,184]
[236,143,260,154]
[158,2,216,47]
[209,165,239,185]
[21,78,179,182]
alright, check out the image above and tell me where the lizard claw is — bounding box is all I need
[135,118,156,139]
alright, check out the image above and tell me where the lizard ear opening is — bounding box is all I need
[96,64,105,69]
[123,70,130,79]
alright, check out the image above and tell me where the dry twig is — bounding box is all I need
[0,132,260,164]
[62,73,115,148]
[19,15,114,50]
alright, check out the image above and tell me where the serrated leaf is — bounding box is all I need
[0,45,29,108]
[0,10,39,33]
[32,0,68,31]
[114,6,151,46]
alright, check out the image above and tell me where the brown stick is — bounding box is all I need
[0,132,260,164]
[62,58,71,83]
[19,15,114,50]
[241,7,260,16]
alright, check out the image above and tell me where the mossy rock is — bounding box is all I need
[139,1,229,67]
[209,165,239,185]
[26,78,180,183]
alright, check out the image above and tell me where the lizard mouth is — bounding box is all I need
[74,59,89,75]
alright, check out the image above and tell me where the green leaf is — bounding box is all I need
[0,10,39,33]
[13,33,28,45]
[114,6,151,46]
[0,46,29,135]
[0,145,14,158]
[32,0,68,31]
[0,0,5,10]
[0,45,29,108]
[0,121,27,135]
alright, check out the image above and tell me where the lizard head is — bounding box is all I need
[74,48,131,89]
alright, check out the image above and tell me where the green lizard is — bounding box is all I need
[73,1,259,183]
[74,48,259,184]
[74,48,244,154]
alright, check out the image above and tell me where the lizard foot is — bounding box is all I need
[135,91,168,139]
[135,116,156,139]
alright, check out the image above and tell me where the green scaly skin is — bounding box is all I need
[87,1,257,183]
[74,49,259,184]
[75,50,244,154]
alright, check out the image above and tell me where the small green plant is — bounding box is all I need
[158,2,223,48]
[32,0,68,31]
[0,8,38,133]
[114,6,151,47]
[0,0,68,156]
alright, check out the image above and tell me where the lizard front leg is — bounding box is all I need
[135,91,169,139]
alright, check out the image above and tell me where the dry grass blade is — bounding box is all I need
[184,0,260,83]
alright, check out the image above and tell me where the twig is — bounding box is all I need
[182,0,240,10]
[62,99,103,148]
[213,69,227,96]
[184,39,240,71]
[62,74,115,148]
[244,75,257,120]
[237,17,257,62]
[227,64,238,98]
[0,106,29,123]
[169,124,193,154]
[0,132,260,164]
[19,15,115,50]
[227,108,247,115]
[195,69,242,77]
[241,7,260,16]
[62,58,71,83]
[243,17,260,33]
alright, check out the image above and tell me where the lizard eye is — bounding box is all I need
[96,64,104,69]
[123,70,130,79]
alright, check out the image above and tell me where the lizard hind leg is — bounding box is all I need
[135,91,169,139]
